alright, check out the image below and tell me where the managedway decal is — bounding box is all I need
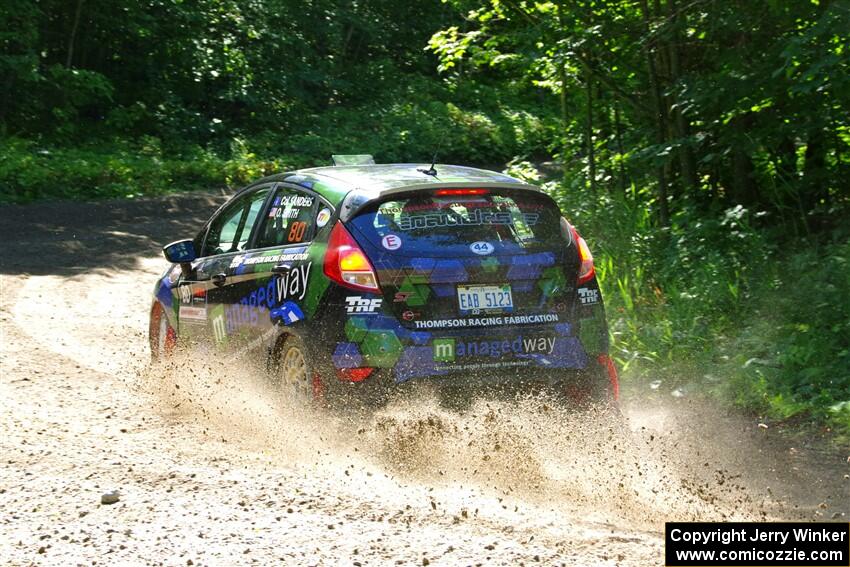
[413,313,558,329]
[275,262,311,302]
[432,336,556,362]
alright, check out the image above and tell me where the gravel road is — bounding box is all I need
[1,193,846,566]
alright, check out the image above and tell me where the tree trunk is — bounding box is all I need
[803,127,828,213]
[556,2,570,163]
[559,62,569,161]
[666,0,699,194]
[729,116,759,206]
[66,0,85,68]
[586,76,596,191]
[614,105,628,197]
[640,0,670,226]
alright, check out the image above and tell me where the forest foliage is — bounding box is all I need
[1,0,848,430]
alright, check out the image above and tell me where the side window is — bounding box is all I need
[202,187,271,256]
[255,186,318,248]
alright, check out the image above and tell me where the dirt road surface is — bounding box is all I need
[1,194,847,566]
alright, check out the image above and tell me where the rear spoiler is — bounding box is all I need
[338,181,547,223]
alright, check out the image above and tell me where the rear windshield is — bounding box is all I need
[348,191,562,256]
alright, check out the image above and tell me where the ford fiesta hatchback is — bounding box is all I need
[150,157,619,408]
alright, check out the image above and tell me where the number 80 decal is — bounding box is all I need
[288,221,307,243]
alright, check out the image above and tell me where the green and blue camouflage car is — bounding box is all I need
[150,156,619,408]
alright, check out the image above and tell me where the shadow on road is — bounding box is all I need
[0,191,228,276]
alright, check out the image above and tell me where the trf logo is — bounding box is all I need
[432,338,455,362]
[577,287,600,305]
[345,296,383,314]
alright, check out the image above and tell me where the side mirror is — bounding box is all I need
[163,239,197,264]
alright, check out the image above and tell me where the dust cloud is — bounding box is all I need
[140,351,768,537]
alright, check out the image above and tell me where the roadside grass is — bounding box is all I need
[0,137,304,203]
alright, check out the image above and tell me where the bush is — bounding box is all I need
[0,138,231,202]
[732,235,850,429]
[531,170,849,433]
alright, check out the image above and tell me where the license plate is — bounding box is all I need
[457,284,514,315]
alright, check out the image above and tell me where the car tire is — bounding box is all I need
[149,302,176,362]
[555,363,619,409]
[273,333,324,406]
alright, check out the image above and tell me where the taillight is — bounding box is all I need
[324,221,380,292]
[434,188,489,196]
[335,367,375,382]
[566,222,595,284]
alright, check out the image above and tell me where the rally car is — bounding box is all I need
[149,156,619,408]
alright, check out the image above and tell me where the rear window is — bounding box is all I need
[348,191,562,256]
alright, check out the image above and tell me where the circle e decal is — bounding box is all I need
[470,241,494,255]
[382,234,402,250]
[316,208,331,228]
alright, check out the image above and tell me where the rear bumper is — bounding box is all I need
[323,320,594,381]
[321,358,616,409]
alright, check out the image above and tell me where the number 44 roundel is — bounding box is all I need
[470,241,494,255]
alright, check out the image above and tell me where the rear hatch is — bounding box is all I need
[346,187,579,330]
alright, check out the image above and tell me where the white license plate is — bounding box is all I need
[457,284,514,314]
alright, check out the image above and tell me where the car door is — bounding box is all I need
[216,183,323,354]
[176,184,273,351]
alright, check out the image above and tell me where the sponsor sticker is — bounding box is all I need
[211,311,227,344]
[224,281,277,331]
[433,338,455,362]
[345,296,383,314]
[382,234,402,250]
[316,208,331,228]
[434,360,532,372]
[577,287,600,305]
[396,210,539,231]
[178,305,207,320]
[231,252,309,268]
[275,262,312,302]
[414,313,559,329]
[469,241,494,255]
[432,336,556,362]
[178,284,193,304]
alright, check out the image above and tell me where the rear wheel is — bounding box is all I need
[554,361,625,436]
[275,334,324,405]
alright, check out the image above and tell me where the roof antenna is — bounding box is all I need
[417,149,439,177]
